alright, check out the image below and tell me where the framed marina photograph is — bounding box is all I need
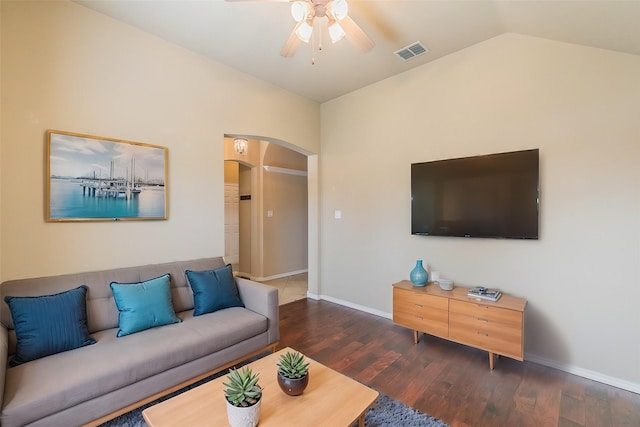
[46,130,168,222]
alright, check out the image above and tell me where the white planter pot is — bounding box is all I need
[225,398,261,427]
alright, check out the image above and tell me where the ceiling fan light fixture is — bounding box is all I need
[331,0,349,20]
[296,20,313,43]
[328,21,346,43]
[278,0,373,58]
[291,1,309,22]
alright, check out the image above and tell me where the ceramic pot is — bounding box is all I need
[410,259,428,286]
[277,372,309,396]
[226,398,261,427]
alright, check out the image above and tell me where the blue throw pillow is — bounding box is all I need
[185,265,244,316]
[4,285,96,367]
[110,274,181,337]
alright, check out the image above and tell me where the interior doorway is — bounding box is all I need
[224,137,310,304]
[224,160,251,276]
[223,180,239,269]
[238,163,252,276]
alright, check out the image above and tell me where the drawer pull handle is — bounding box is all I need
[477,332,489,336]
[415,304,423,308]
[477,317,489,322]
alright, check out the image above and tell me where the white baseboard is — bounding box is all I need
[304,293,392,320]
[306,291,320,301]
[305,293,640,395]
[524,353,640,394]
[249,269,308,282]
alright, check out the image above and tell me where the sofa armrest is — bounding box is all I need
[0,325,7,410]
[236,278,280,345]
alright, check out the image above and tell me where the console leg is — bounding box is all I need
[489,352,495,370]
[413,330,419,344]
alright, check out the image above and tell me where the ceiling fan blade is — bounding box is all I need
[340,15,375,53]
[280,22,303,57]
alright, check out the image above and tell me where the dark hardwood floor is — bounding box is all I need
[278,299,640,427]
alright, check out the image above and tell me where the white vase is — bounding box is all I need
[226,398,261,427]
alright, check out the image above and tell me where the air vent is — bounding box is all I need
[394,42,428,61]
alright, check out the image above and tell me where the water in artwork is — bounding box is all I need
[49,178,165,219]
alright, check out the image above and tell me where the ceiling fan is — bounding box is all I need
[228,0,375,58]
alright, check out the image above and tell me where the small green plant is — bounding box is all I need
[223,367,262,407]
[277,351,310,379]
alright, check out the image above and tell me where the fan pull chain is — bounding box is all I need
[310,20,317,65]
[309,21,323,65]
[310,35,315,65]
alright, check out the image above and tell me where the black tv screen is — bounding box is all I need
[411,149,539,239]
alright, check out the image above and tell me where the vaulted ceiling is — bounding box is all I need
[76,0,640,103]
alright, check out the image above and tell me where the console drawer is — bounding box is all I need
[394,287,448,311]
[393,287,449,338]
[449,312,523,359]
[450,299,522,327]
[393,309,449,338]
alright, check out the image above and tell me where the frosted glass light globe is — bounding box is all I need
[291,1,309,22]
[329,21,345,43]
[332,0,349,20]
[296,21,313,43]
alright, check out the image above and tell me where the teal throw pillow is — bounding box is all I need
[110,274,181,337]
[4,285,96,367]
[185,265,244,316]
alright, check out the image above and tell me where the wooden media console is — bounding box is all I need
[393,280,527,369]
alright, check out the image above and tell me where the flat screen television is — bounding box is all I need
[411,149,539,239]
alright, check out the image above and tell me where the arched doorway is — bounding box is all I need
[224,136,312,304]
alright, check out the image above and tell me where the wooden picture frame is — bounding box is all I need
[46,130,168,222]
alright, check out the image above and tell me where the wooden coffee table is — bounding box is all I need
[142,347,379,426]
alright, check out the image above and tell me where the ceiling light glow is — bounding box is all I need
[291,1,309,22]
[328,21,345,43]
[296,20,313,43]
[234,138,248,155]
[332,0,349,20]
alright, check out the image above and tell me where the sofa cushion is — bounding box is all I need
[1,307,268,427]
[110,274,181,337]
[186,265,245,316]
[0,258,228,338]
[4,285,95,366]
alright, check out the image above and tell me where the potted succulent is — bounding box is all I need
[223,367,263,427]
[276,350,310,396]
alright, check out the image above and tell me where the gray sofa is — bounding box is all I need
[0,257,279,427]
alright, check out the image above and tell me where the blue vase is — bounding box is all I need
[410,260,428,286]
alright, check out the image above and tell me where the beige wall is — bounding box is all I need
[223,161,239,184]
[320,34,640,391]
[0,1,319,280]
[261,143,308,278]
[0,2,3,282]
[263,143,308,171]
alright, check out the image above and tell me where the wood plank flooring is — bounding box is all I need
[278,299,640,427]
